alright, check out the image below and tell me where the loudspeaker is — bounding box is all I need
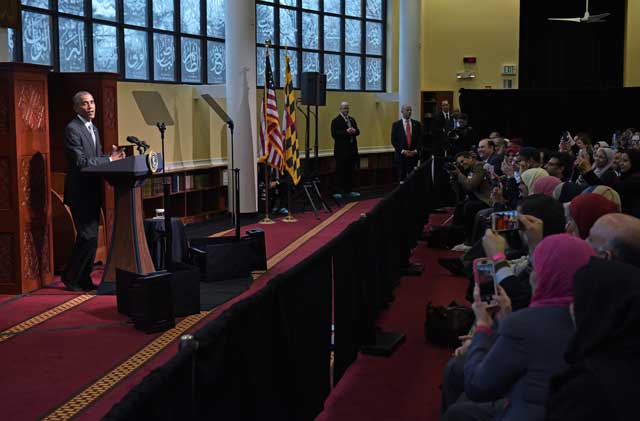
[189,229,268,282]
[116,269,175,333]
[170,262,201,317]
[301,72,327,106]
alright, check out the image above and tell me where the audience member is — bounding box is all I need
[615,149,640,216]
[546,259,640,421]
[516,147,541,175]
[531,176,561,197]
[552,182,584,204]
[586,213,640,267]
[577,147,617,186]
[477,139,503,176]
[581,185,622,211]
[456,235,595,421]
[450,152,492,249]
[520,168,549,197]
[544,152,573,181]
[566,193,619,239]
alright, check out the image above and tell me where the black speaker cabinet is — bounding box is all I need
[189,229,267,282]
[116,269,175,333]
[170,262,201,317]
[301,72,327,106]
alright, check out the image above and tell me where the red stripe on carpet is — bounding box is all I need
[77,199,380,421]
[316,217,468,421]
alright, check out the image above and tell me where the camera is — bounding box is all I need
[445,162,460,173]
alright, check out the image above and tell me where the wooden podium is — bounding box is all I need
[0,63,54,294]
[81,154,161,293]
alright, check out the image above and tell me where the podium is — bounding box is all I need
[82,154,162,292]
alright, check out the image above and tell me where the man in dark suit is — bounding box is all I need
[62,91,125,291]
[432,99,454,135]
[391,104,422,181]
[330,101,360,199]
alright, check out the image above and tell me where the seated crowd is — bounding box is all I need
[435,127,640,421]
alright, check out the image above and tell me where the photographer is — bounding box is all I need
[450,152,492,250]
[445,113,476,156]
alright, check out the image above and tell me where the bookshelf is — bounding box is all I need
[141,166,229,225]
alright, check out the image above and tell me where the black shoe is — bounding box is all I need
[438,257,465,276]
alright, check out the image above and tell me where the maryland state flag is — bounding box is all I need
[281,52,301,185]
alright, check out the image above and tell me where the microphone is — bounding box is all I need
[126,136,150,152]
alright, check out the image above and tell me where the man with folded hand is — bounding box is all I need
[391,104,422,181]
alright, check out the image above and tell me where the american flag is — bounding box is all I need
[282,53,301,185]
[259,51,284,171]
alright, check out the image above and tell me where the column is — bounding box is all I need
[225,0,258,214]
[0,28,9,61]
[398,0,421,114]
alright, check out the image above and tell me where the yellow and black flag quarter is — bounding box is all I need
[282,53,301,185]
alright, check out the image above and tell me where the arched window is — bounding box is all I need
[256,0,386,91]
[8,0,226,84]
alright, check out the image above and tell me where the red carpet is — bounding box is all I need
[317,214,469,421]
[0,199,378,421]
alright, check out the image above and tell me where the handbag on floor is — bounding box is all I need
[424,301,474,347]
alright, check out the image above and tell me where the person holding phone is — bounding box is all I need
[453,235,595,421]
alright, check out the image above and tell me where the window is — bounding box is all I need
[256,0,386,91]
[9,0,226,84]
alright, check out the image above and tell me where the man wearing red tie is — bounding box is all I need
[391,104,422,181]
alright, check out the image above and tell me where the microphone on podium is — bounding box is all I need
[126,136,150,154]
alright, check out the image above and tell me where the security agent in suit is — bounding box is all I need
[330,102,360,198]
[391,104,423,181]
[62,91,125,291]
[432,99,455,135]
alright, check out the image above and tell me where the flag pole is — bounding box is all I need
[260,164,275,224]
[282,173,297,223]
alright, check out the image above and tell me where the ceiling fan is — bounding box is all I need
[548,0,610,23]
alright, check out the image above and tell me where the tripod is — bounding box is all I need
[296,102,331,219]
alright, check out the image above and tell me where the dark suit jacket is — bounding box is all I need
[390,118,422,161]
[464,306,574,421]
[432,111,454,134]
[331,114,360,161]
[64,116,110,208]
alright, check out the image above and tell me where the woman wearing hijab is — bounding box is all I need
[579,147,618,186]
[520,168,549,197]
[552,182,584,203]
[567,193,619,239]
[574,149,640,217]
[546,259,640,421]
[581,185,622,211]
[460,235,595,421]
[532,176,562,197]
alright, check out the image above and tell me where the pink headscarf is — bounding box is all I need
[531,234,596,308]
[532,176,562,197]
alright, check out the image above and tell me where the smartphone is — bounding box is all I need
[491,210,519,232]
[473,258,498,305]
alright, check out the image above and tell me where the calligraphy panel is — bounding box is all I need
[323,15,341,52]
[181,37,201,83]
[345,55,361,90]
[153,33,175,81]
[366,57,382,90]
[124,0,147,27]
[366,21,382,55]
[345,18,361,54]
[181,0,201,35]
[21,0,49,9]
[92,0,116,21]
[206,0,225,39]
[22,11,52,66]
[302,52,319,72]
[324,53,341,89]
[302,12,318,49]
[279,8,297,47]
[324,0,340,14]
[58,18,86,72]
[207,40,225,84]
[345,0,361,17]
[124,28,148,80]
[153,0,174,31]
[93,24,118,72]
[366,0,382,19]
[256,4,274,45]
[59,0,84,16]
[302,0,319,10]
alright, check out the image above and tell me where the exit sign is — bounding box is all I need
[502,65,517,75]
